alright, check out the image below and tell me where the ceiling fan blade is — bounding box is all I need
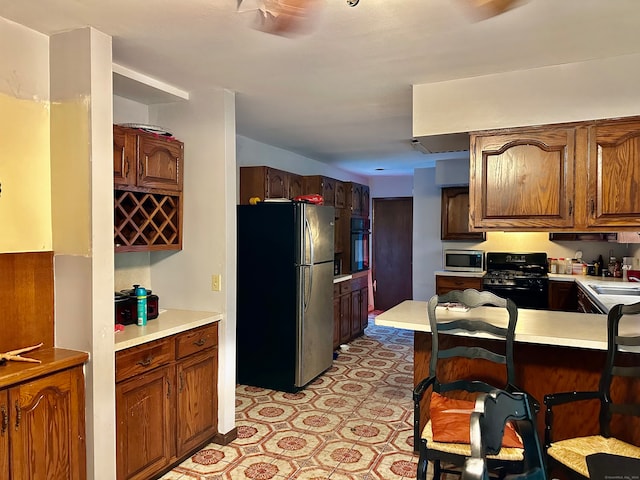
[458,0,520,20]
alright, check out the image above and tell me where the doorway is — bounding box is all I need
[372,197,413,311]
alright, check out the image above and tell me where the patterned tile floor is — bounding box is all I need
[161,319,421,479]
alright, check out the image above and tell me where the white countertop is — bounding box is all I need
[435,270,486,278]
[114,309,222,351]
[334,274,353,284]
[374,300,639,351]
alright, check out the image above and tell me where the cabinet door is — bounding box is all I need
[441,187,486,240]
[359,287,369,331]
[176,349,218,457]
[548,281,578,312]
[11,366,86,480]
[116,366,174,480]
[333,293,341,350]
[0,390,8,480]
[339,293,351,344]
[587,119,640,228]
[114,126,136,186]
[137,134,183,191]
[350,183,363,216]
[266,168,288,199]
[351,289,362,337]
[470,128,575,230]
[334,208,344,254]
[335,181,346,208]
[361,186,370,218]
[288,173,303,200]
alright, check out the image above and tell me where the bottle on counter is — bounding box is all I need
[135,284,148,326]
[549,258,558,274]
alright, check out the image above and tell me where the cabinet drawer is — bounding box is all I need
[116,338,175,383]
[175,323,219,360]
[435,275,482,294]
[340,282,352,295]
[333,284,341,297]
[351,276,368,290]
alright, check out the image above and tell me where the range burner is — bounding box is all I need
[483,252,549,309]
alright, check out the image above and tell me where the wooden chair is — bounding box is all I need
[462,390,546,480]
[543,301,640,479]
[414,289,532,480]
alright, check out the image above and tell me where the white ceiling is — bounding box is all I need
[2,0,640,176]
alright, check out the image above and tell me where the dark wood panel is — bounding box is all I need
[0,251,54,352]
[441,187,485,240]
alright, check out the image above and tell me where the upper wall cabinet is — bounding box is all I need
[441,187,485,241]
[587,118,640,228]
[303,176,336,206]
[239,166,302,204]
[347,182,370,217]
[469,116,640,232]
[469,127,575,230]
[114,125,183,192]
[113,125,184,252]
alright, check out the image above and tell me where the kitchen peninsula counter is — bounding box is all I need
[377,301,640,447]
[114,309,222,351]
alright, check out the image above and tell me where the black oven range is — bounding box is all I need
[482,252,548,310]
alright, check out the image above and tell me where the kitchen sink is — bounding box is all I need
[589,285,640,296]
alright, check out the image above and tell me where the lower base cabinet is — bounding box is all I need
[0,349,88,480]
[548,280,578,311]
[116,323,218,480]
[333,273,369,349]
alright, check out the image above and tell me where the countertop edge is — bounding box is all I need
[434,270,486,278]
[0,348,89,389]
[114,309,222,351]
[374,301,614,351]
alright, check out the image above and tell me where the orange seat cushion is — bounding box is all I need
[429,392,523,448]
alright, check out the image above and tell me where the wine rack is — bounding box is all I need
[114,189,182,252]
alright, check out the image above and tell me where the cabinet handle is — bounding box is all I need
[193,338,206,347]
[1,404,7,435]
[568,200,573,216]
[139,158,145,180]
[590,198,595,215]
[179,372,185,392]
[167,379,171,398]
[137,355,154,367]
[121,147,128,177]
[14,400,20,430]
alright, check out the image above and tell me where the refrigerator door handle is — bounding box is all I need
[303,265,312,312]
[305,216,314,266]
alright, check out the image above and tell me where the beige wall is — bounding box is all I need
[0,18,51,252]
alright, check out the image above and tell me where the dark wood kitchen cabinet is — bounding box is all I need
[115,323,218,480]
[0,349,88,480]
[303,175,336,206]
[239,166,303,204]
[576,284,605,314]
[586,118,640,229]
[113,125,184,253]
[548,280,578,312]
[351,274,369,337]
[113,125,183,192]
[469,116,640,232]
[335,281,352,347]
[347,182,370,217]
[441,187,486,240]
[469,126,575,231]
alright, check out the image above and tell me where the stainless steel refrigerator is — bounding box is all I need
[236,202,335,392]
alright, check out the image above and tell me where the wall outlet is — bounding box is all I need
[211,274,222,292]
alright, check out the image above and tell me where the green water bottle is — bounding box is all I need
[135,285,147,326]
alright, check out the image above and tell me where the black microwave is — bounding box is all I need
[443,249,484,272]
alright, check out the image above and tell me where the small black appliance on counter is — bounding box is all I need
[115,286,159,325]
